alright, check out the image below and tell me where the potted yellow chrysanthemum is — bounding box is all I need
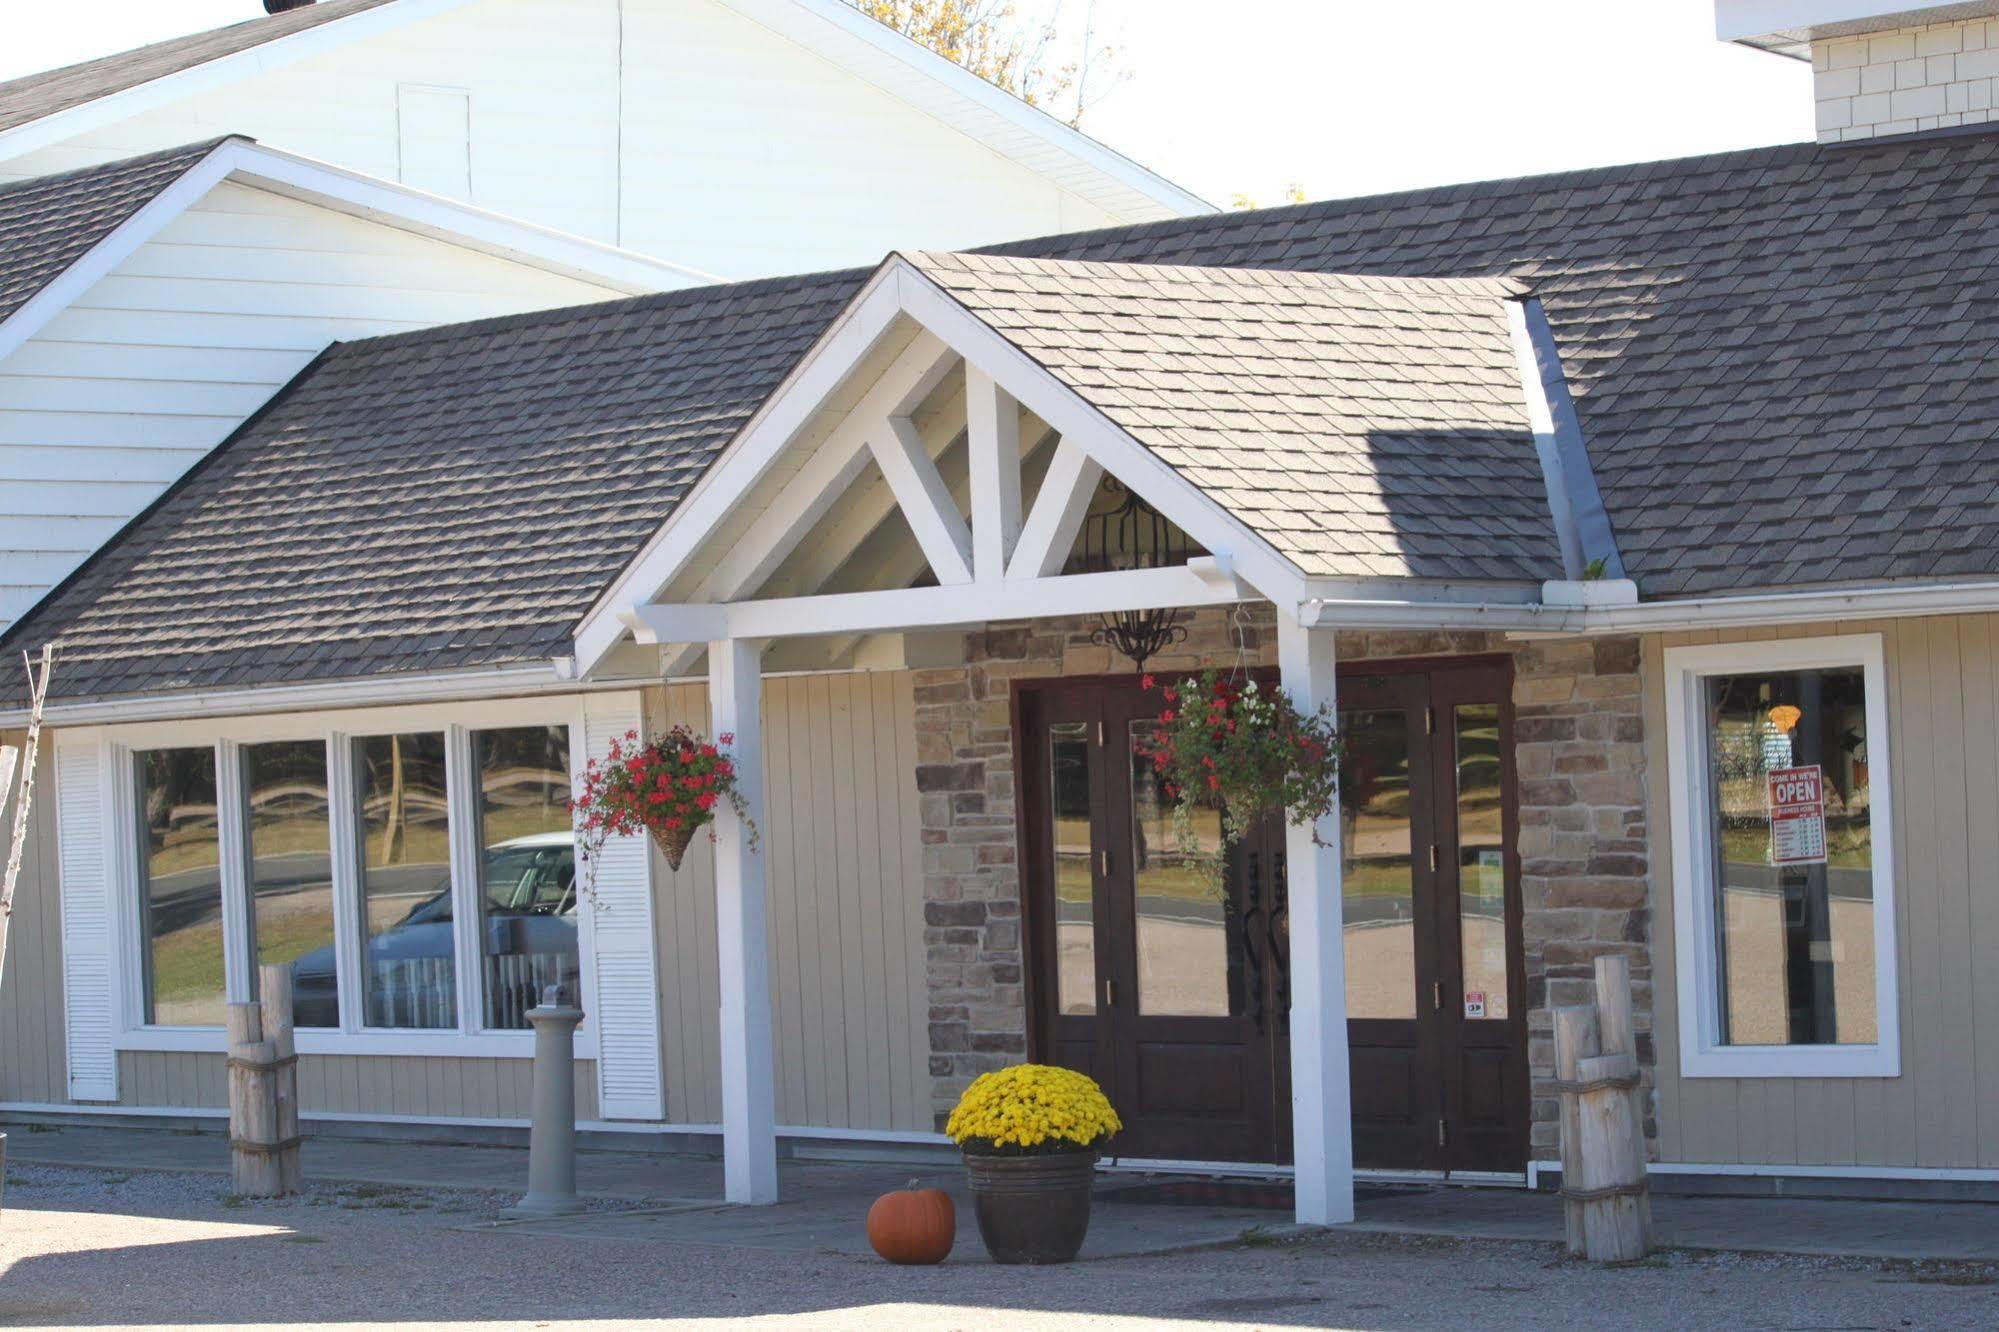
[944,1063,1122,1264]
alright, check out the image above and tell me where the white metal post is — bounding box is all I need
[1277,608,1354,1226]
[709,636,778,1204]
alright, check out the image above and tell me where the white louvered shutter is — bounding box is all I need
[56,732,120,1102]
[580,694,665,1120]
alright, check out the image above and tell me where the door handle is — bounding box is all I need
[1433,979,1442,1011]
[1102,977,1117,1009]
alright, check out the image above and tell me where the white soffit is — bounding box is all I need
[1716,1,1999,56]
[711,0,1214,221]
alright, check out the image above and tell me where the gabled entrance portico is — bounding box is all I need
[574,251,1607,1226]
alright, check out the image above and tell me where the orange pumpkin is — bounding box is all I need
[866,1181,956,1265]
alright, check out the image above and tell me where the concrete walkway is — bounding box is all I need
[11,1122,1999,1264]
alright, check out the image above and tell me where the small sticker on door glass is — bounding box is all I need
[1463,991,1486,1019]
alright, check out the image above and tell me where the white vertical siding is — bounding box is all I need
[0,179,623,629]
[648,671,930,1132]
[1648,614,1999,1169]
[0,0,1119,278]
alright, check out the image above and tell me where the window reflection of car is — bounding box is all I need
[289,832,577,1028]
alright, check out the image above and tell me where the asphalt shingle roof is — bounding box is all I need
[0,0,400,135]
[2,269,865,701]
[989,134,1999,602]
[13,130,1999,703]
[0,138,230,329]
[908,252,1558,582]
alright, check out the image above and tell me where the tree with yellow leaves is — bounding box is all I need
[846,0,1123,128]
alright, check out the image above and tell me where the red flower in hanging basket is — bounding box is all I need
[571,726,759,876]
[1136,669,1343,890]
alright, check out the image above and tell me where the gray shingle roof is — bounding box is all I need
[13,130,1999,703]
[906,252,1558,582]
[989,134,1999,602]
[0,138,231,329]
[0,0,400,135]
[1,269,865,701]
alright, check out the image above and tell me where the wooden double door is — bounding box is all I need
[1018,660,1528,1173]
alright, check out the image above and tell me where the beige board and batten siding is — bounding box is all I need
[1646,615,1999,1169]
[116,1051,599,1121]
[0,731,65,1104]
[645,672,932,1133]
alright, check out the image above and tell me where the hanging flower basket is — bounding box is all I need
[571,726,757,874]
[1137,669,1342,883]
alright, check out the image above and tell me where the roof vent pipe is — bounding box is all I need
[264,0,317,14]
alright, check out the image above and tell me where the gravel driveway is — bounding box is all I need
[4,1163,1998,1330]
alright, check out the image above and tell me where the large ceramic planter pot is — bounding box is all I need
[963,1148,1097,1264]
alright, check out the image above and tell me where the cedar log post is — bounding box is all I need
[258,963,303,1192]
[1554,954,1650,1261]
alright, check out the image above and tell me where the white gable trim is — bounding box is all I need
[572,254,1315,672]
[0,0,1208,224]
[696,0,1212,221]
[0,137,705,367]
[0,0,479,164]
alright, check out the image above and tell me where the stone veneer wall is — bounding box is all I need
[911,608,1653,1161]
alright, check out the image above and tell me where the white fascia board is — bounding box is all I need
[221,141,716,292]
[713,0,1213,220]
[1714,1,1999,45]
[568,260,913,676]
[0,0,481,164]
[0,660,633,730]
[0,139,242,365]
[0,137,708,371]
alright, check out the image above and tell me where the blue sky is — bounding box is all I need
[2,0,1814,206]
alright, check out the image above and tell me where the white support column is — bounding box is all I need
[710,636,778,1204]
[1277,608,1354,1226]
[965,366,1022,583]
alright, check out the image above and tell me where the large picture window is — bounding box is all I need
[472,725,577,1029]
[1665,635,1899,1079]
[115,704,583,1052]
[244,741,336,1027]
[355,732,455,1029]
[135,747,227,1027]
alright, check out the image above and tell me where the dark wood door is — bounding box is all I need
[1018,661,1527,1173]
[1018,682,1282,1163]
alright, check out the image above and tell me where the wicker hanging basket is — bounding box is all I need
[651,821,698,871]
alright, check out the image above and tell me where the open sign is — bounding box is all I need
[1770,768,1822,807]
[1768,765,1827,865]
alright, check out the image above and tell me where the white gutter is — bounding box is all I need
[1304,576,1999,637]
[0,659,625,729]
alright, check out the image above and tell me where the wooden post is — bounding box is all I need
[258,962,303,1193]
[226,1001,283,1197]
[1554,955,1650,1262]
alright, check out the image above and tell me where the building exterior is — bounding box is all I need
[0,0,1208,631]
[0,0,1211,280]
[6,1,1999,1229]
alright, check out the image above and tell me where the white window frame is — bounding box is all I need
[104,696,597,1060]
[1663,633,1900,1079]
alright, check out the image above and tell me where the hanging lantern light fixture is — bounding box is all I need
[1068,477,1190,673]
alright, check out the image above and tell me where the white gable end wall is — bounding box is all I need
[0,0,1125,279]
[0,179,624,629]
